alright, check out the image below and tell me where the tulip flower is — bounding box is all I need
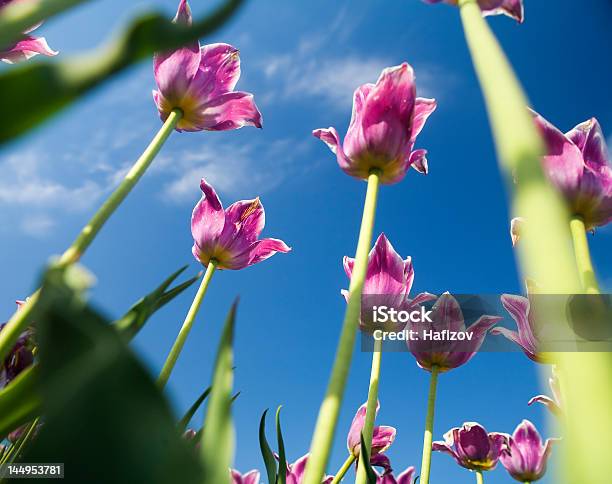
[490,294,548,363]
[411,294,501,484]
[230,469,260,484]
[342,235,430,484]
[347,401,396,458]
[433,423,507,477]
[531,113,612,231]
[528,367,563,418]
[279,454,333,484]
[313,63,436,185]
[0,0,58,64]
[0,300,34,388]
[158,179,289,388]
[423,0,524,23]
[371,465,415,484]
[499,420,557,482]
[191,178,291,270]
[153,0,262,132]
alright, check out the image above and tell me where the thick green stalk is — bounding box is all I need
[0,110,181,364]
[330,454,356,484]
[419,365,440,484]
[569,217,600,293]
[157,260,217,388]
[458,2,612,483]
[59,108,182,266]
[355,338,383,484]
[302,170,381,484]
[475,470,484,484]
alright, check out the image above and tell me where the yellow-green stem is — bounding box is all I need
[419,365,439,484]
[569,216,600,293]
[302,170,381,484]
[59,109,182,266]
[476,470,484,484]
[0,110,182,364]
[330,454,356,484]
[355,338,383,484]
[157,260,217,388]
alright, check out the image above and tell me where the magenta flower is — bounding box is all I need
[433,422,507,471]
[490,294,549,363]
[499,420,557,482]
[313,63,436,185]
[0,300,34,388]
[375,466,415,484]
[191,179,290,270]
[347,401,396,459]
[0,0,58,64]
[423,0,524,23]
[153,0,262,132]
[528,367,563,417]
[407,293,501,372]
[279,454,333,484]
[531,112,612,230]
[230,469,260,484]
[343,233,435,332]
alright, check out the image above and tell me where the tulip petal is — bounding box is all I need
[153,44,201,102]
[566,118,610,172]
[500,294,538,353]
[363,234,412,295]
[187,43,242,101]
[219,198,265,252]
[371,425,396,454]
[191,178,225,262]
[193,91,263,131]
[409,149,429,174]
[246,238,291,266]
[411,98,437,142]
[484,0,524,23]
[528,395,563,417]
[289,454,310,482]
[397,467,416,484]
[370,453,392,472]
[313,127,353,173]
[347,401,381,454]
[1,35,58,64]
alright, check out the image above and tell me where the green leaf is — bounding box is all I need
[275,406,287,484]
[178,385,211,432]
[0,0,244,145]
[359,432,378,484]
[201,301,237,484]
[113,265,200,340]
[23,263,202,483]
[0,0,92,50]
[258,409,277,484]
[0,366,41,439]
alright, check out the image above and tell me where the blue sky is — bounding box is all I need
[1,0,612,482]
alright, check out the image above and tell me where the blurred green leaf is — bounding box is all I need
[0,0,244,145]
[201,301,237,484]
[23,263,202,483]
[258,409,278,484]
[113,265,200,341]
[0,0,92,50]
[275,406,287,484]
[178,385,211,432]
[0,366,40,439]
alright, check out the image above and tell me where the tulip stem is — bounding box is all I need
[355,338,383,484]
[58,108,182,266]
[157,259,217,388]
[569,216,600,294]
[302,170,381,484]
[419,364,440,484]
[330,454,356,484]
[0,110,182,364]
[475,470,484,484]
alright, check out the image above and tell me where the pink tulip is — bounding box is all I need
[314,63,436,184]
[230,469,260,484]
[346,401,396,458]
[0,0,58,64]
[153,0,262,132]
[423,0,524,23]
[191,179,290,270]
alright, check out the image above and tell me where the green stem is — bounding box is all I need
[330,454,356,484]
[569,216,600,294]
[59,108,182,266]
[475,470,484,484]
[0,110,182,364]
[302,170,381,484]
[157,260,217,388]
[419,365,440,484]
[355,338,383,484]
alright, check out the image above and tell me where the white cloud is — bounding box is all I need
[20,214,56,238]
